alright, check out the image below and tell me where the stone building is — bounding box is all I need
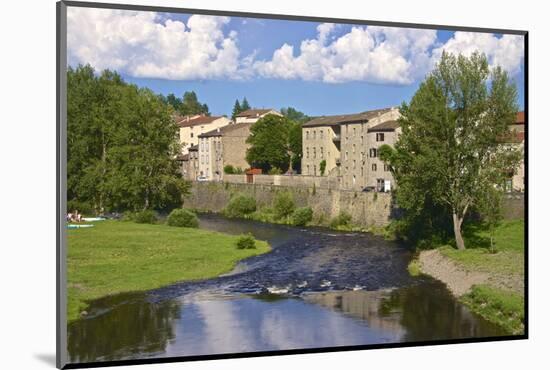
[197,122,253,181]
[235,108,282,124]
[179,144,199,180]
[302,107,401,191]
[507,111,525,192]
[176,114,232,154]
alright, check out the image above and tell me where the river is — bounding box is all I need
[67,213,507,363]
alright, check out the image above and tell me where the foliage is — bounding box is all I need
[268,167,283,175]
[132,210,157,224]
[67,65,190,214]
[461,285,524,334]
[67,199,94,215]
[224,165,236,174]
[380,52,522,250]
[273,191,296,220]
[291,207,313,226]
[280,106,310,124]
[236,233,257,249]
[330,212,352,229]
[223,193,257,218]
[246,114,301,173]
[166,208,199,228]
[231,97,251,120]
[67,220,269,322]
[407,259,421,276]
[319,160,327,176]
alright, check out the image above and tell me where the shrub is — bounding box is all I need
[67,199,94,215]
[330,211,352,228]
[236,233,256,249]
[167,208,199,228]
[273,191,295,220]
[291,207,313,226]
[133,210,157,224]
[224,193,257,218]
[224,164,236,174]
[268,167,283,175]
[319,160,327,176]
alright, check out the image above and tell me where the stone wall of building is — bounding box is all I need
[184,181,395,227]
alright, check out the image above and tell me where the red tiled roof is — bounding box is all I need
[235,109,274,118]
[177,115,226,128]
[516,111,525,125]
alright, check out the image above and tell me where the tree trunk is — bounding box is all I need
[452,212,465,250]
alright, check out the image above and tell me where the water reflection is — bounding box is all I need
[67,214,508,364]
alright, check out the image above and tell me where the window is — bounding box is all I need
[345,151,348,160]
[376,133,385,142]
[369,148,378,158]
[353,127,356,136]
[372,163,377,171]
[353,159,356,169]
[377,178,385,192]
[361,136,364,145]
[190,133,194,138]
[320,130,324,139]
[313,147,316,159]
[353,144,356,153]
[320,147,324,158]
[313,165,317,176]
[384,164,390,172]
[306,131,309,140]
[313,130,316,140]
[306,147,309,159]
[307,165,310,175]
[361,167,364,176]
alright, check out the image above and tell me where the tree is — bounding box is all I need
[288,120,303,173]
[246,115,294,172]
[67,65,190,214]
[241,97,251,111]
[379,52,522,250]
[180,91,209,116]
[231,99,241,120]
[281,107,310,124]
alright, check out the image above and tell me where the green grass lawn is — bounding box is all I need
[67,220,270,322]
[439,219,525,276]
[439,219,525,334]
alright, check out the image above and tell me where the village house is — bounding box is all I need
[302,107,401,191]
[197,122,253,181]
[235,108,282,124]
[507,111,525,192]
[178,144,199,180]
[176,114,232,154]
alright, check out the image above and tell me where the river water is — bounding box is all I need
[67,214,507,364]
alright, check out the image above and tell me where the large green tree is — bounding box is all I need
[246,114,300,173]
[379,52,522,250]
[67,65,189,213]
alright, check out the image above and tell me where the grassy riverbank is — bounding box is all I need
[414,219,525,334]
[67,220,270,322]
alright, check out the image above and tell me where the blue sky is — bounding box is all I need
[67,7,525,117]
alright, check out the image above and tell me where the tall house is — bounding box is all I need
[235,109,282,124]
[197,122,253,181]
[302,107,401,191]
[177,114,232,154]
[507,111,525,192]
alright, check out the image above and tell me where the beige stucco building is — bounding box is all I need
[197,122,253,181]
[507,111,525,192]
[177,115,232,154]
[235,109,282,124]
[302,107,401,191]
[179,144,199,180]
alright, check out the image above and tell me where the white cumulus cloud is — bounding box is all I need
[67,8,247,80]
[431,32,524,75]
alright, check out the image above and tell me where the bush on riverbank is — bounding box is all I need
[461,285,524,335]
[236,233,256,249]
[273,191,295,220]
[132,210,157,224]
[291,207,313,226]
[223,193,257,218]
[330,211,352,229]
[167,208,199,228]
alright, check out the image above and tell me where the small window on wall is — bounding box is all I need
[369,148,378,158]
[313,147,317,159]
[372,163,377,171]
[320,130,324,139]
[190,133,194,138]
[384,164,390,172]
[306,131,309,140]
[306,147,309,158]
[313,130,316,140]
[376,133,385,142]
